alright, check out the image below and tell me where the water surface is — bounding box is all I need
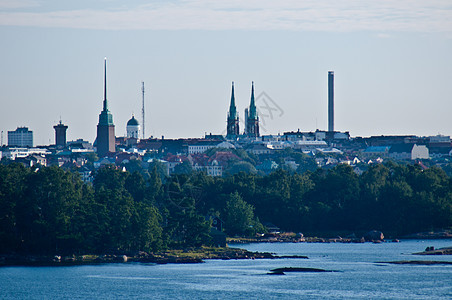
[1,240,451,299]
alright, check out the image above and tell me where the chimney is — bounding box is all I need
[328,71,334,132]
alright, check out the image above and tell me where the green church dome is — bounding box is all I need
[127,116,139,126]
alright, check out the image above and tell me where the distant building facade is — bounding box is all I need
[188,142,217,154]
[8,127,33,147]
[96,58,116,157]
[1,147,49,160]
[389,144,429,160]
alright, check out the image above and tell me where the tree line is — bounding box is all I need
[1,161,451,255]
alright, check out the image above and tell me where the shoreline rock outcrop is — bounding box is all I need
[0,247,308,267]
[413,246,452,255]
[377,260,452,265]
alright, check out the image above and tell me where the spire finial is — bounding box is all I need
[103,57,108,111]
[249,81,257,119]
[228,81,237,120]
[230,81,236,108]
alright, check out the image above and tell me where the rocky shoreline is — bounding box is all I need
[402,230,452,240]
[377,260,452,265]
[413,246,452,255]
[228,230,393,244]
[0,247,308,267]
[2,230,450,267]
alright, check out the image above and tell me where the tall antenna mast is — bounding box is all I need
[141,81,145,139]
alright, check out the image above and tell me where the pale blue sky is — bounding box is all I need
[1,1,451,145]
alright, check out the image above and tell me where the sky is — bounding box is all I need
[0,0,451,146]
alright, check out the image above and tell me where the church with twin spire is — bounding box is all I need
[226,81,259,139]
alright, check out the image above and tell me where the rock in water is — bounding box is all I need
[269,267,334,273]
[364,230,384,242]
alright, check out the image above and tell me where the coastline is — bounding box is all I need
[2,231,451,267]
[0,247,308,267]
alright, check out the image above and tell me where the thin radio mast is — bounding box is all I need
[141,82,145,139]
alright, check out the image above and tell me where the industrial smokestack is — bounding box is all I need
[328,71,334,132]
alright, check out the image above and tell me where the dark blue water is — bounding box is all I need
[1,240,451,299]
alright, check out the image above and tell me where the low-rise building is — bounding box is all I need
[1,147,50,160]
[245,143,272,155]
[188,142,217,154]
[362,146,391,158]
[389,144,429,160]
[15,154,47,167]
[206,160,223,177]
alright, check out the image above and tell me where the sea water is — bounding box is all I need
[0,240,451,299]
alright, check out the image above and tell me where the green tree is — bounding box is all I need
[305,164,360,230]
[224,192,263,236]
[18,166,85,254]
[131,203,163,251]
[125,171,146,203]
[225,161,257,176]
[0,163,30,253]
[173,160,193,175]
[93,165,163,252]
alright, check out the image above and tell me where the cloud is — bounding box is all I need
[376,33,392,39]
[0,0,39,9]
[0,0,451,33]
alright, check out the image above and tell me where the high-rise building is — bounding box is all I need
[54,120,68,147]
[8,127,33,147]
[96,58,116,156]
[226,82,239,137]
[328,71,334,132]
[245,81,259,138]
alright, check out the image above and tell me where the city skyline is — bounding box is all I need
[1,1,451,145]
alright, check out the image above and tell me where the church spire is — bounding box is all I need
[97,57,115,156]
[228,81,237,119]
[246,81,259,138]
[226,81,239,137]
[103,57,108,111]
[249,81,257,119]
[98,58,114,126]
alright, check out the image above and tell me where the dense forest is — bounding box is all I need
[1,161,451,255]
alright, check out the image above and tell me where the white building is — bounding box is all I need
[188,144,216,154]
[8,127,33,147]
[389,144,429,160]
[411,144,429,160]
[206,160,223,177]
[1,147,50,160]
[293,140,328,151]
[126,116,140,139]
[193,160,223,177]
[267,141,293,150]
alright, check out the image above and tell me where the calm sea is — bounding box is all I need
[1,240,451,299]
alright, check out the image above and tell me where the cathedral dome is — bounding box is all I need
[127,116,139,126]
